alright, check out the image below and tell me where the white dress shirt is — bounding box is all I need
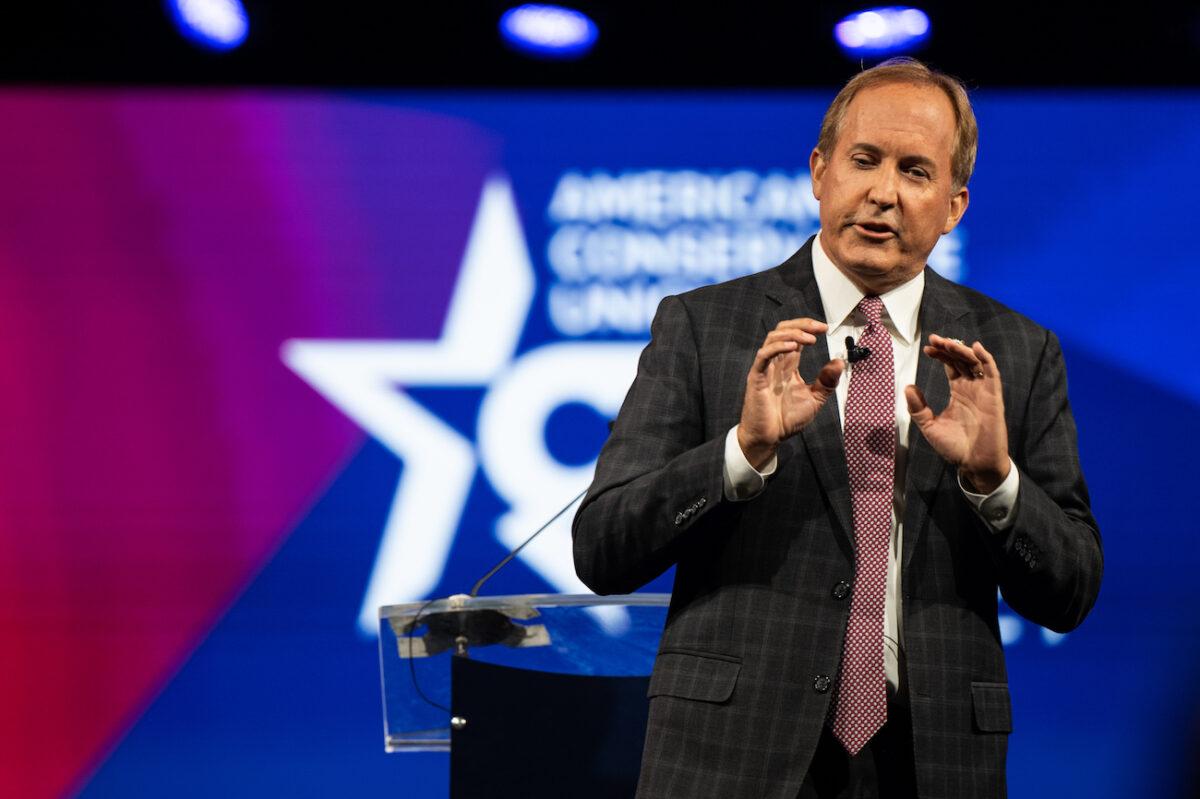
[722,232,1020,690]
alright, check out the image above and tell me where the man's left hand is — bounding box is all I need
[905,334,1010,494]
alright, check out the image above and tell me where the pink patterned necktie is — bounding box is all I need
[831,295,895,756]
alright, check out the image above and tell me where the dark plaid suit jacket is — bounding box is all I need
[572,237,1103,799]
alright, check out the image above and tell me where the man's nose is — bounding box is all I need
[867,166,899,208]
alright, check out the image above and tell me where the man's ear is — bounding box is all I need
[809,148,826,199]
[942,185,969,234]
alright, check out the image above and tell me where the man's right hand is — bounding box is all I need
[736,319,844,470]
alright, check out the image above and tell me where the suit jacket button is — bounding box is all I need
[813,675,832,693]
[831,581,851,600]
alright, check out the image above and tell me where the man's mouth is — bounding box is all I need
[852,221,896,240]
[854,220,892,236]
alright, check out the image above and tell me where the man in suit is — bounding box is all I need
[571,58,1102,799]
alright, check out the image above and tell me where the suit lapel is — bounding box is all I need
[761,239,855,547]
[901,267,974,570]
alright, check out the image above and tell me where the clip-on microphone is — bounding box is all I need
[845,335,871,364]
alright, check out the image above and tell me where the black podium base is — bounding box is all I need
[450,655,651,798]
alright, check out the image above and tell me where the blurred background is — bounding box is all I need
[2,1,1199,796]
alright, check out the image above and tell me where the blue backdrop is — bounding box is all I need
[29,90,1196,798]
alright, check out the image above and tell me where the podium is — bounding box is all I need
[378,593,669,797]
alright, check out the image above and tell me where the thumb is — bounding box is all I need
[809,359,844,403]
[905,384,934,427]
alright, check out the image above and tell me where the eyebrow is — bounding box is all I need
[848,142,939,171]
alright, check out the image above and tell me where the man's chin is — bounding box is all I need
[835,252,920,293]
[843,254,900,280]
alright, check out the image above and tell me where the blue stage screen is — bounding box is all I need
[0,89,1193,798]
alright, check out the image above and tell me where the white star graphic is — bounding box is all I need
[282,175,536,634]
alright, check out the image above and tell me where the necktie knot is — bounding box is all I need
[857,295,885,327]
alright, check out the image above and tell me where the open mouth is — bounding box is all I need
[853,222,896,239]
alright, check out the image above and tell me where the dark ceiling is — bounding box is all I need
[2,1,1198,88]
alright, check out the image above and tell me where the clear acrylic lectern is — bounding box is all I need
[378,592,669,752]
[379,592,670,797]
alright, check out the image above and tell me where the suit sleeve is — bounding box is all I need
[572,294,731,595]
[985,329,1103,632]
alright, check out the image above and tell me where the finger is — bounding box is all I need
[775,344,801,376]
[764,328,819,347]
[928,334,984,374]
[972,341,1000,379]
[809,359,844,402]
[751,340,799,374]
[925,338,983,380]
[927,334,981,367]
[925,344,973,380]
[904,384,934,426]
[774,318,829,335]
[927,333,978,357]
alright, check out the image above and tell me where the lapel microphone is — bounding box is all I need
[845,335,871,363]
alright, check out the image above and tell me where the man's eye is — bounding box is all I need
[906,167,929,178]
[852,156,873,167]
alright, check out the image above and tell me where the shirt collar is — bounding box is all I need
[811,231,923,344]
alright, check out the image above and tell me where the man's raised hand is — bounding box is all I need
[905,334,1010,493]
[736,319,844,470]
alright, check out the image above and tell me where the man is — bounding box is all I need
[571,57,1102,799]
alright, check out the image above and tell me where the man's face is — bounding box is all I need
[810,81,969,294]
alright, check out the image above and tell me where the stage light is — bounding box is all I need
[166,0,249,51]
[499,4,599,60]
[834,7,930,58]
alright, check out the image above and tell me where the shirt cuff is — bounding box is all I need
[723,426,778,501]
[958,458,1020,531]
